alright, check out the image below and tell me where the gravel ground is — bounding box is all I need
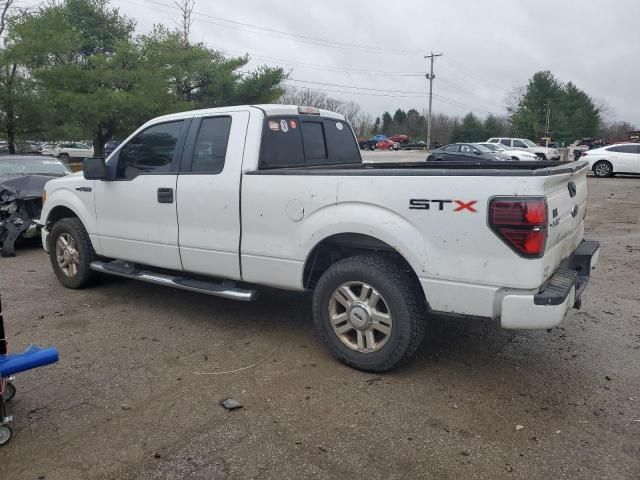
[0,175,639,480]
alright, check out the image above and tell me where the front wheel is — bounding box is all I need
[48,218,97,288]
[312,254,428,372]
[593,160,613,178]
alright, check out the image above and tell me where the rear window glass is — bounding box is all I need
[301,121,327,160]
[259,116,360,169]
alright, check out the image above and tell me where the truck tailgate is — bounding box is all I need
[541,163,589,281]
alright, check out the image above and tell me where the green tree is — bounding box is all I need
[372,116,381,135]
[483,114,506,139]
[451,112,485,142]
[392,108,407,128]
[405,109,424,139]
[381,111,393,135]
[509,71,601,143]
[10,0,286,157]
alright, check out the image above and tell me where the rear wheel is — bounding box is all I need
[58,153,70,163]
[593,160,613,178]
[312,254,428,372]
[49,218,97,288]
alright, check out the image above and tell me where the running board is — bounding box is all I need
[90,260,257,302]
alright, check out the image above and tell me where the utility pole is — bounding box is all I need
[425,52,442,151]
[544,101,551,147]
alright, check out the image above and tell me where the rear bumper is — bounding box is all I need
[501,240,600,329]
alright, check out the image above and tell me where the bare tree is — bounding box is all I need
[0,0,15,39]
[599,120,637,142]
[504,86,525,115]
[174,0,194,46]
[279,86,372,137]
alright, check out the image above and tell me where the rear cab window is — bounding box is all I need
[259,116,361,169]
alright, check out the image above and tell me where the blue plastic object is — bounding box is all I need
[0,345,59,377]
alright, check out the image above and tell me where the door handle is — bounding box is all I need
[157,188,174,204]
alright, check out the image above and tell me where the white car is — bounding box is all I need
[42,142,94,162]
[39,105,599,372]
[477,142,539,161]
[487,138,560,161]
[582,143,640,177]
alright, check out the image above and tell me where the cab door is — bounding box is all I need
[93,119,190,270]
[176,111,249,280]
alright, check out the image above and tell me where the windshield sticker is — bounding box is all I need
[336,122,344,131]
[268,120,280,132]
[280,119,289,132]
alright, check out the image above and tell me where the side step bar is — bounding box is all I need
[90,261,257,302]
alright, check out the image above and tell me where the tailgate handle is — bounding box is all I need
[157,188,174,204]
[568,181,577,198]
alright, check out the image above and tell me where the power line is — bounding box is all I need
[287,78,427,95]
[217,46,424,77]
[441,57,512,95]
[282,83,426,99]
[132,0,422,56]
[284,78,508,118]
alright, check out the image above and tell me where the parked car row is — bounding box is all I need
[486,137,560,161]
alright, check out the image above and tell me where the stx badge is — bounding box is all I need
[410,199,478,213]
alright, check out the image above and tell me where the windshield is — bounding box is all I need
[522,139,538,147]
[480,143,500,152]
[471,144,493,153]
[0,157,70,176]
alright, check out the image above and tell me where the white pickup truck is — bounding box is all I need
[39,105,599,372]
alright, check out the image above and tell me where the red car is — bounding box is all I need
[376,139,400,151]
[389,134,409,144]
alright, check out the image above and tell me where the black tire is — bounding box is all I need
[312,254,428,372]
[58,153,70,163]
[536,153,547,161]
[593,160,613,178]
[48,217,97,289]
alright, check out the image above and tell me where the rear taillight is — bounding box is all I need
[489,197,548,258]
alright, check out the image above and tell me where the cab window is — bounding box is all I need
[191,117,232,174]
[116,121,183,179]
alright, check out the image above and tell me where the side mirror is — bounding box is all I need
[83,157,107,180]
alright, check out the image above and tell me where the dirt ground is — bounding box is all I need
[0,175,639,480]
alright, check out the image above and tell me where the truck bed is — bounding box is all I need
[247,160,588,177]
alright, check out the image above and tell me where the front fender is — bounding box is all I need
[42,189,95,234]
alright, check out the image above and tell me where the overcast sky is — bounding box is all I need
[28,0,640,125]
